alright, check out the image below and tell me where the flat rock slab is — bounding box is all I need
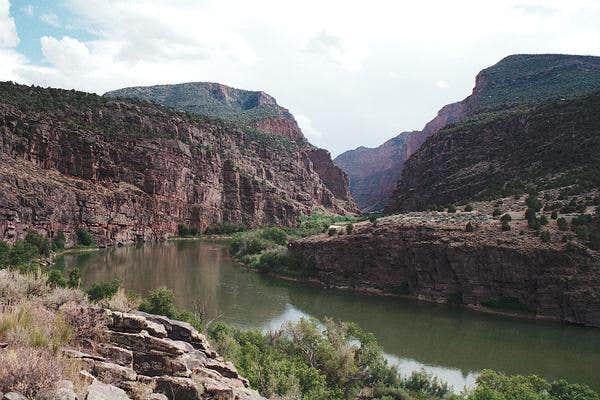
[86,381,130,400]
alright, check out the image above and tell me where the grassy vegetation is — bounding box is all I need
[228,213,366,276]
[481,296,532,313]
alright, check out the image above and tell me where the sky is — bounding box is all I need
[1,1,600,156]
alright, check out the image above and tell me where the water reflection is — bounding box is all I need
[59,240,600,391]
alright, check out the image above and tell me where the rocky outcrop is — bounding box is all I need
[288,213,600,327]
[105,82,305,141]
[390,92,600,211]
[0,83,356,246]
[337,54,600,211]
[61,308,265,400]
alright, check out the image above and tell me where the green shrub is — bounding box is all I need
[9,240,39,266]
[139,287,177,318]
[0,241,10,268]
[76,229,95,246]
[369,215,378,224]
[492,208,502,217]
[259,227,288,245]
[540,230,551,243]
[539,214,549,225]
[464,204,474,212]
[177,224,198,237]
[328,227,337,236]
[465,222,475,232]
[25,232,50,257]
[550,210,558,220]
[468,370,600,400]
[67,269,81,289]
[46,269,67,288]
[51,232,66,252]
[526,195,542,212]
[86,279,120,301]
[501,220,511,231]
[447,205,457,213]
[557,217,568,231]
[500,213,512,222]
[346,224,354,234]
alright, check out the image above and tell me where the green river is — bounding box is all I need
[57,240,600,391]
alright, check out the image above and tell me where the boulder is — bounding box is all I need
[86,381,130,400]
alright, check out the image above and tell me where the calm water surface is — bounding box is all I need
[58,240,600,391]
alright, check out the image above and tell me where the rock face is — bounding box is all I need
[288,214,600,327]
[63,308,265,400]
[333,132,415,212]
[390,92,600,211]
[0,83,356,246]
[336,54,600,211]
[104,82,305,141]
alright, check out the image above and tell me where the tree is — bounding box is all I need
[139,287,177,318]
[493,208,502,217]
[51,232,66,251]
[557,217,568,231]
[76,229,95,246]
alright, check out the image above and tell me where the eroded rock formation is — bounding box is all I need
[0,83,357,246]
[288,214,600,327]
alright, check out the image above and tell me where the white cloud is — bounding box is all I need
[0,0,19,48]
[21,4,33,16]
[2,0,600,154]
[435,80,450,89]
[40,12,60,27]
[41,36,91,73]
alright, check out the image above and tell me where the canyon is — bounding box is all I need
[336,54,600,211]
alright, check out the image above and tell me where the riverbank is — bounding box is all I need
[228,206,600,327]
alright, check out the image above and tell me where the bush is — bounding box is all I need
[492,208,502,217]
[539,215,549,225]
[177,224,197,237]
[76,229,95,246]
[51,232,66,252]
[481,296,531,312]
[346,224,354,234]
[465,222,475,232]
[557,217,568,231]
[0,241,9,268]
[85,279,120,301]
[9,240,39,266]
[464,204,474,212]
[500,213,512,222]
[328,227,337,236]
[501,220,511,231]
[526,195,542,212]
[25,232,50,257]
[139,287,177,319]
[550,210,558,220]
[260,227,288,245]
[447,205,457,213]
[46,269,67,288]
[67,269,81,289]
[540,230,551,243]
[369,215,378,224]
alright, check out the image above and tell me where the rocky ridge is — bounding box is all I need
[0,82,356,246]
[288,209,600,327]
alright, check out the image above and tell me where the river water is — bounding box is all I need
[57,240,600,391]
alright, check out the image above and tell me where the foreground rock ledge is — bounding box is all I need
[60,308,265,400]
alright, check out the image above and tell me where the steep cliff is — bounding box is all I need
[334,132,415,212]
[0,82,356,246]
[289,213,600,327]
[337,54,600,211]
[391,92,600,211]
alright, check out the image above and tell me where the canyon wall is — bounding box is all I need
[0,83,356,246]
[288,216,600,327]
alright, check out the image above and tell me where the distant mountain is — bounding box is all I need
[336,54,600,211]
[334,132,416,212]
[105,82,304,140]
